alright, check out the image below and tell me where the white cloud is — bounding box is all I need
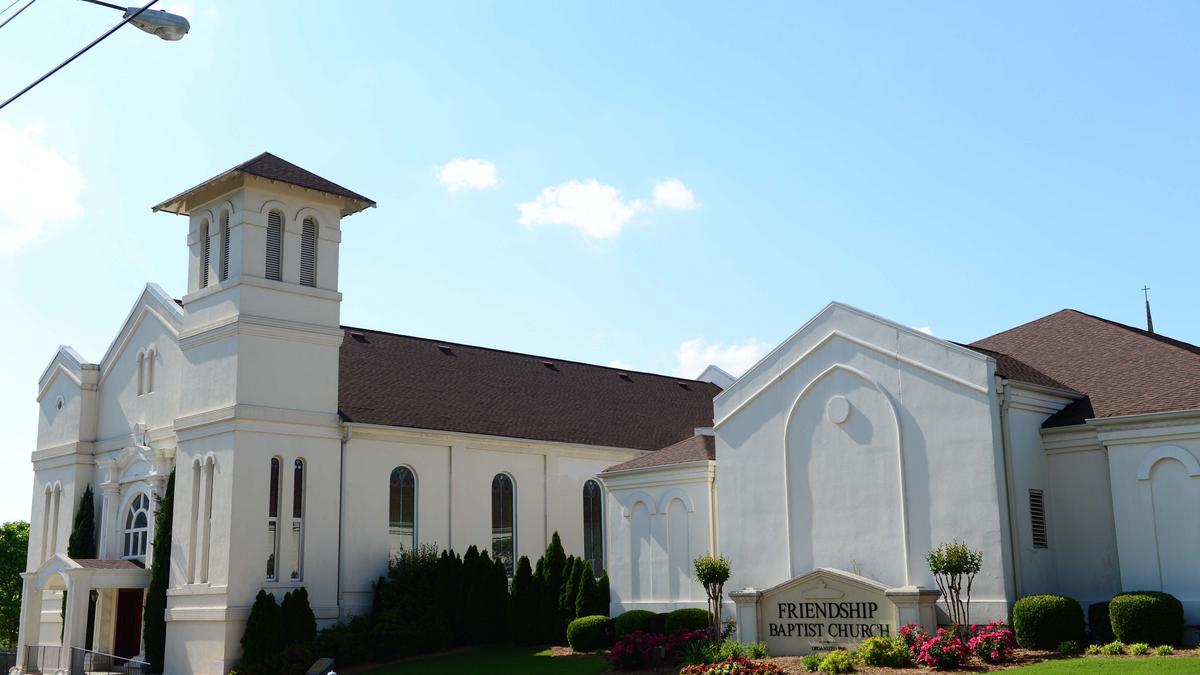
[912,326,933,335]
[652,178,697,210]
[517,179,645,239]
[437,158,498,193]
[0,121,84,254]
[674,337,771,379]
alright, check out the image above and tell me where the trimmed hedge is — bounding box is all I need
[665,608,711,633]
[1088,601,1113,644]
[567,615,612,651]
[1013,594,1084,649]
[1110,591,1183,646]
[614,609,657,637]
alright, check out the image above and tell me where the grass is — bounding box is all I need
[356,645,608,675]
[1012,656,1200,672]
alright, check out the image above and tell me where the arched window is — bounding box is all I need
[265,210,283,282]
[188,460,201,583]
[219,210,231,281]
[48,483,61,559]
[289,459,305,580]
[123,493,150,562]
[40,486,52,561]
[583,480,604,575]
[136,352,145,396]
[201,219,211,287]
[299,217,317,287]
[145,347,155,394]
[388,467,416,560]
[491,473,515,576]
[266,457,280,580]
[200,457,214,583]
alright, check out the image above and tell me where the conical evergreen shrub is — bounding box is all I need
[142,471,174,673]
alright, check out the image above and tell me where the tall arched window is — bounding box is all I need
[491,473,515,576]
[145,347,155,394]
[219,210,231,281]
[266,457,280,580]
[200,457,214,583]
[265,210,283,282]
[188,460,201,583]
[299,217,317,287]
[583,479,604,575]
[123,493,150,562]
[40,486,52,561]
[289,459,305,580]
[388,467,416,560]
[201,219,211,287]
[136,352,145,396]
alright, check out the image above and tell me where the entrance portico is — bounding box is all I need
[16,555,150,674]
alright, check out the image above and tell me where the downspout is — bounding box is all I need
[337,422,348,620]
[997,378,1024,602]
[707,463,718,555]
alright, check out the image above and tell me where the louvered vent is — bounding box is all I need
[266,210,283,281]
[201,221,211,287]
[1029,489,1048,549]
[300,217,317,287]
[219,211,230,281]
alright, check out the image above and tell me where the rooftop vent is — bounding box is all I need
[676,381,692,390]
[618,372,632,381]
[542,361,558,371]
[437,345,454,355]
[349,331,367,343]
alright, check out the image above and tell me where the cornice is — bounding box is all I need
[179,313,344,350]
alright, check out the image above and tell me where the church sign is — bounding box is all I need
[731,568,938,656]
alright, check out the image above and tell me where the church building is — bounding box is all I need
[19,154,1200,673]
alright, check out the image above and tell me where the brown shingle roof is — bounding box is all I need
[73,559,143,570]
[955,343,1076,392]
[338,328,720,451]
[603,434,715,473]
[971,310,1200,427]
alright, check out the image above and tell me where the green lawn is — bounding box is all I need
[1012,656,1200,672]
[357,646,608,675]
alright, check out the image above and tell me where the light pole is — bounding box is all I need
[79,0,189,40]
[0,0,190,111]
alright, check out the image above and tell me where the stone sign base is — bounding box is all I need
[730,568,940,655]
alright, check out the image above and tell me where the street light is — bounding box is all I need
[79,0,190,40]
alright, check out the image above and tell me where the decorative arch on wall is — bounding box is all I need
[782,362,911,585]
[619,491,659,518]
[389,465,418,561]
[655,488,696,514]
[1136,445,1200,480]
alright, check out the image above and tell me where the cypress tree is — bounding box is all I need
[462,546,481,643]
[240,590,282,667]
[510,556,536,645]
[575,564,598,619]
[282,587,316,644]
[559,555,577,620]
[67,485,96,558]
[596,570,611,618]
[143,471,174,673]
[543,533,566,641]
[562,558,584,624]
[491,555,510,642]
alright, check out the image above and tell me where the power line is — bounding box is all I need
[0,0,24,18]
[0,0,38,33]
[0,0,159,111]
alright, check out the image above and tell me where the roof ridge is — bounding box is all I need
[1067,309,1200,359]
[969,308,1075,346]
[340,324,719,388]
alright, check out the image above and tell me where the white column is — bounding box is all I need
[15,574,42,669]
[61,573,92,656]
[730,588,762,644]
[885,586,941,634]
[98,481,120,560]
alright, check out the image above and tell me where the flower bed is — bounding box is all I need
[680,656,787,675]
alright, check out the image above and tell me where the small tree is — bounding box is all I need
[925,540,983,627]
[0,521,30,647]
[143,472,174,673]
[510,556,537,645]
[281,587,316,644]
[595,570,610,618]
[240,590,282,668]
[575,564,598,619]
[693,554,731,641]
[67,485,96,559]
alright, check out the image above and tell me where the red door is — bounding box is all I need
[114,589,145,659]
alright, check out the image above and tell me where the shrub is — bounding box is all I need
[240,590,282,670]
[280,588,316,645]
[817,649,856,674]
[510,556,538,645]
[856,636,911,667]
[614,610,657,637]
[1099,640,1125,656]
[668,608,714,633]
[576,565,599,619]
[1088,601,1113,644]
[716,640,747,660]
[747,642,768,659]
[143,472,174,674]
[1013,594,1084,649]
[1128,642,1150,656]
[606,629,708,670]
[1084,643,1102,655]
[898,623,928,658]
[680,657,786,675]
[685,639,720,665]
[967,620,1016,663]
[1154,645,1173,656]
[914,627,968,670]
[1109,591,1184,646]
[1056,640,1079,656]
[802,653,821,672]
[596,571,611,617]
[567,615,612,652]
[695,554,732,640]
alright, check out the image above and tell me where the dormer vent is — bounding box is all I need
[437,345,454,355]
[542,361,558,371]
[676,381,692,390]
[618,372,632,381]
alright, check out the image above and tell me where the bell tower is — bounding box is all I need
[152,153,373,674]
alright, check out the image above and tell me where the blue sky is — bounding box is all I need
[0,1,1197,522]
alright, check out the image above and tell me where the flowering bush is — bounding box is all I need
[967,621,1016,663]
[898,623,929,658]
[914,627,968,670]
[606,629,709,670]
[680,657,786,675]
